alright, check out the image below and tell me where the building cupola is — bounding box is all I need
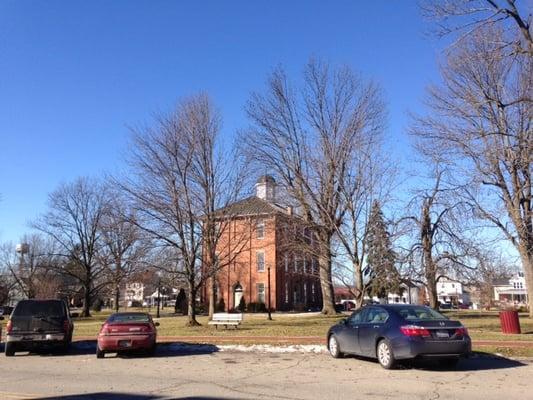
[255,175,276,202]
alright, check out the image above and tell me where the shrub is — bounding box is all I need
[247,302,267,313]
[216,298,226,312]
[238,297,246,312]
[91,298,103,312]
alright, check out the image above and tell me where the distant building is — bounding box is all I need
[203,175,322,312]
[494,272,528,306]
[334,283,423,308]
[436,279,471,306]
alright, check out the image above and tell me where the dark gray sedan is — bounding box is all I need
[327,304,471,369]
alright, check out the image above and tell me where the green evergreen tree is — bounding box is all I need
[365,201,400,300]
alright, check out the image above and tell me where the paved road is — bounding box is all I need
[0,343,531,400]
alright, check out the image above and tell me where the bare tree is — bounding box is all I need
[243,59,386,314]
[32,177,109,317]
[0,234,60,300]
[401,168,476,309]
[98,191,149,312]
[332,140,397,308]
[412,26,533,315]
[421,0,533,56]
[117,94,246,325]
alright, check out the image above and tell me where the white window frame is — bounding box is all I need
[256,219,265,239]
[256,251,265,272]
[257,283,266,303]
[294,256,299,273]
[284,254,289,273]
[303,258,307,274]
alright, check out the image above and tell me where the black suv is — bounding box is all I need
[4,299,74,356]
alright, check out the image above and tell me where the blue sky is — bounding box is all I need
[0,0,442,243]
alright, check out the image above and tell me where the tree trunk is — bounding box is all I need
[354,261,365,309]
[426,279,438,310]
[518,248,533,318]
[82,283,91,317]
[114,284,120,312]
[208,276,215,319]
[318,232,337,314]
[187,279,200,326]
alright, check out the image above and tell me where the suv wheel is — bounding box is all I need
[328,335,343,358]
[5,343,16,357]
[377,339,396,369]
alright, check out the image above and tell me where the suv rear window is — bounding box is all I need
[14,300,65,317]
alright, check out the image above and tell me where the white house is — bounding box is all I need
[436,279,470,306]
[494,272,528,306]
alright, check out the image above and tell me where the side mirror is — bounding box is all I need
[155,322,160,327]
[70,313,79,318]
[0,316,4,321]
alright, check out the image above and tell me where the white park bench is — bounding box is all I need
[208,313,243,329]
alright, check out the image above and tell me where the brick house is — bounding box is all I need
[203,175,322,312]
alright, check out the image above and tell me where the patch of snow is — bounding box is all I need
[218,344,327,354]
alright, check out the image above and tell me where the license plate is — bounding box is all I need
[436,330,450,338]
[118,340,132,348]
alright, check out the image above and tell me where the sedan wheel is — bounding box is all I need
[328,335,343,358]
[96,346,105,359]
[377,339,396,369]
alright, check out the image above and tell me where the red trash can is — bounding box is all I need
[499,310,521,334]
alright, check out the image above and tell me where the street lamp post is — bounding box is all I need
[156,271,162,319]
[267,265,272,321]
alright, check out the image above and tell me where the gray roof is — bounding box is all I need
[216,196,287,217]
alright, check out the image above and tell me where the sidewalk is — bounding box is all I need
[74,335,533,348]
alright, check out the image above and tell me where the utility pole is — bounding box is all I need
[267,265,272,320]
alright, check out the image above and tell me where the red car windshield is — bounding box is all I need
[108,313,151,323]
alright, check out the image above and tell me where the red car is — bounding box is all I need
[96,312,158,358]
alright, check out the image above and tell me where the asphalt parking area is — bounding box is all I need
[0,343,531,400]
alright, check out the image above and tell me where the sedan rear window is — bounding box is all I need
[14,300,65,317]
[108,313,150,323]
[396,306,447,321]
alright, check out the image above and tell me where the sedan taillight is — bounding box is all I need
[400,325,431,337]
[100,323,110,335]
[455,327,468,337]
[6,320,12,334]
[63,320,70,333]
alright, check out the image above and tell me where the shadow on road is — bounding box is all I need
[408,352,527,371]
[0,341,219,358]
[36,394,242,400]
[344,352,527,372]
[71,341,220,358]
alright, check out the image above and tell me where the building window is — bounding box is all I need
[303,258,307,274]
[303,283,307,303]
[256,219,265,239]
[311,283,316,302]
[284,254,289,273]
[285,282,289,303]
[257,251,265,272]
[257,283,266,303]
[294,256,299,273]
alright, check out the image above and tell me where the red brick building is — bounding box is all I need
[204,176,322,312]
